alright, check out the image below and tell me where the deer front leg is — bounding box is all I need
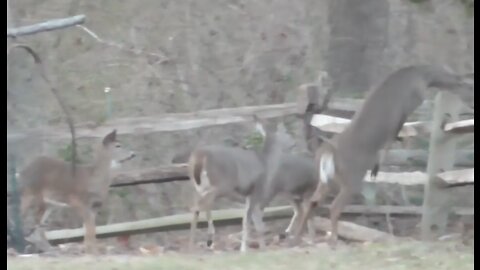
[250,202,266,250]
[70,197,97,254]
[240,197,252,253]
[78,207,97,254]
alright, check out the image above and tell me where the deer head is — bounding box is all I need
[101,130,136,167]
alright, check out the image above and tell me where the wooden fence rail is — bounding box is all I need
[7,98,434,142]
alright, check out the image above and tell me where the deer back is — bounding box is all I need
[190,145,264,197]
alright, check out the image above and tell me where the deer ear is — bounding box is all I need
[103,129,117,146]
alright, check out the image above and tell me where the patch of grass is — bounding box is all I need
[409,0,429,3]
[243,131,264,151]
[459,0,474,17]
[57,143,81,164]
[7,240,473,270]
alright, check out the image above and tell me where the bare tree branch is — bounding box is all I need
[7,44,77,176]
[7,15,86,38]
[76,25,169,62]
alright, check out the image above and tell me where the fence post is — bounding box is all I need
[420,91,465,240]
[9,154,26,252]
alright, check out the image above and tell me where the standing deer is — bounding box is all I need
[293,65,474,247]
[18,130,135,253]
[251,153,320,242]
[188,116,306,252]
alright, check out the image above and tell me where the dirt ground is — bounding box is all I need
[7,238,474,270]
[8,213,473,257]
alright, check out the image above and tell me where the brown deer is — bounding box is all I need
[293,65,474,247]
[251,153,319,242]
[188,116,303,252]
[18,130,135,253]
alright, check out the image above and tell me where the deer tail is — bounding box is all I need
[189,151,206,186]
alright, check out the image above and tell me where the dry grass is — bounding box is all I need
[7,239,473,270]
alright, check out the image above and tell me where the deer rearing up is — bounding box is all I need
[293,65,474,247]
[188,116,297,252]
[18,130,135,253]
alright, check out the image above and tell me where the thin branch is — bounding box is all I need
[76,25,169,62]
[7,15,86,38]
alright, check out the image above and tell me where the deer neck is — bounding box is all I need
[257,134,282,164]
[254,133,283,199]
[92,145,113,180]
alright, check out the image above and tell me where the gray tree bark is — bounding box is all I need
[327,0,390,96]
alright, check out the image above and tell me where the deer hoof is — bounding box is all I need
[278,233,287,240]
[326,235,338,249]
[206,240,213,248]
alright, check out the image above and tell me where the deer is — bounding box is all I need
[188,115,318,252]
[17,130,135,253]
[252,153,320,242]
[293,65,474,248]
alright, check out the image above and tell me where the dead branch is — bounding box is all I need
[7,15,85,38]
[7,44,77,175]
[76,25,169,61]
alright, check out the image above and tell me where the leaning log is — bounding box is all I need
[111,164,188,187]
[45,205,472,244]
[46,206,293,244]
[312,216,394,242]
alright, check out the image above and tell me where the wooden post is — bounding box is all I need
[420,91,466,240]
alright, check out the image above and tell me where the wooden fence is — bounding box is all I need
[8,93,474,245]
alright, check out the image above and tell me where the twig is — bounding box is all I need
[76,25,169,62]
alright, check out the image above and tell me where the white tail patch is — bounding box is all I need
[319,152,335,184]
[194,167,212,196]
[110,160,121,169]
[255,122,266,137]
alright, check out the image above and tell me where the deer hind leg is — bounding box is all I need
[281,198,303,239]
[189,188,217,250]
[20,194,33,218]
[189,193,200,251]
[328,186,353,248]
[303,199,316,243]
[293,182,329,244]
[205,208,215,248]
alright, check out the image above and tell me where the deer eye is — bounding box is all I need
[115,144,121,148]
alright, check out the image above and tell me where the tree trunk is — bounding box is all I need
[327,0,390,96]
